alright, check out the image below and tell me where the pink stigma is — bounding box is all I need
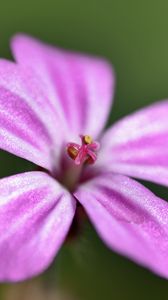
[66,135,100,165]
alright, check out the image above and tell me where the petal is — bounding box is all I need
[75,173,168,278]
[99,100,168,186]
[0,171,76,281]
[0,59,66,172]
[11,34,115,138]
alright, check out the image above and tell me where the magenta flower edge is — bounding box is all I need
[0,34,167,281]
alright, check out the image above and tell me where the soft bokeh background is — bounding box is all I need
[0,0,168,299]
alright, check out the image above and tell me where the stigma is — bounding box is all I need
[66,135,100,166]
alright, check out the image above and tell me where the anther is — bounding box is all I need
[83,135,93,145]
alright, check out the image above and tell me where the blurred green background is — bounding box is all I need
[0,0,168,299]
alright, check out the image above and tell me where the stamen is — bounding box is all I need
[83,135,92,145]
[66,135,100,166]
[67,144,80,160]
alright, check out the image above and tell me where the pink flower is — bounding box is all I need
[0,34,168,282]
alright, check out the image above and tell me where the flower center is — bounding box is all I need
[66,135,100,165]
[59,135,100,191]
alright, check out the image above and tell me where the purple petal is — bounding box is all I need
[99,100,168,186]
[75,172,168,278]
[11,34,115,138]
[0,171,76,281]
[0,59,67,172]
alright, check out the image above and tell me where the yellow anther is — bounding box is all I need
[83,135,93,144]
[67,146,79,160]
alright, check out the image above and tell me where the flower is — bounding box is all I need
[0,34,168,282]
